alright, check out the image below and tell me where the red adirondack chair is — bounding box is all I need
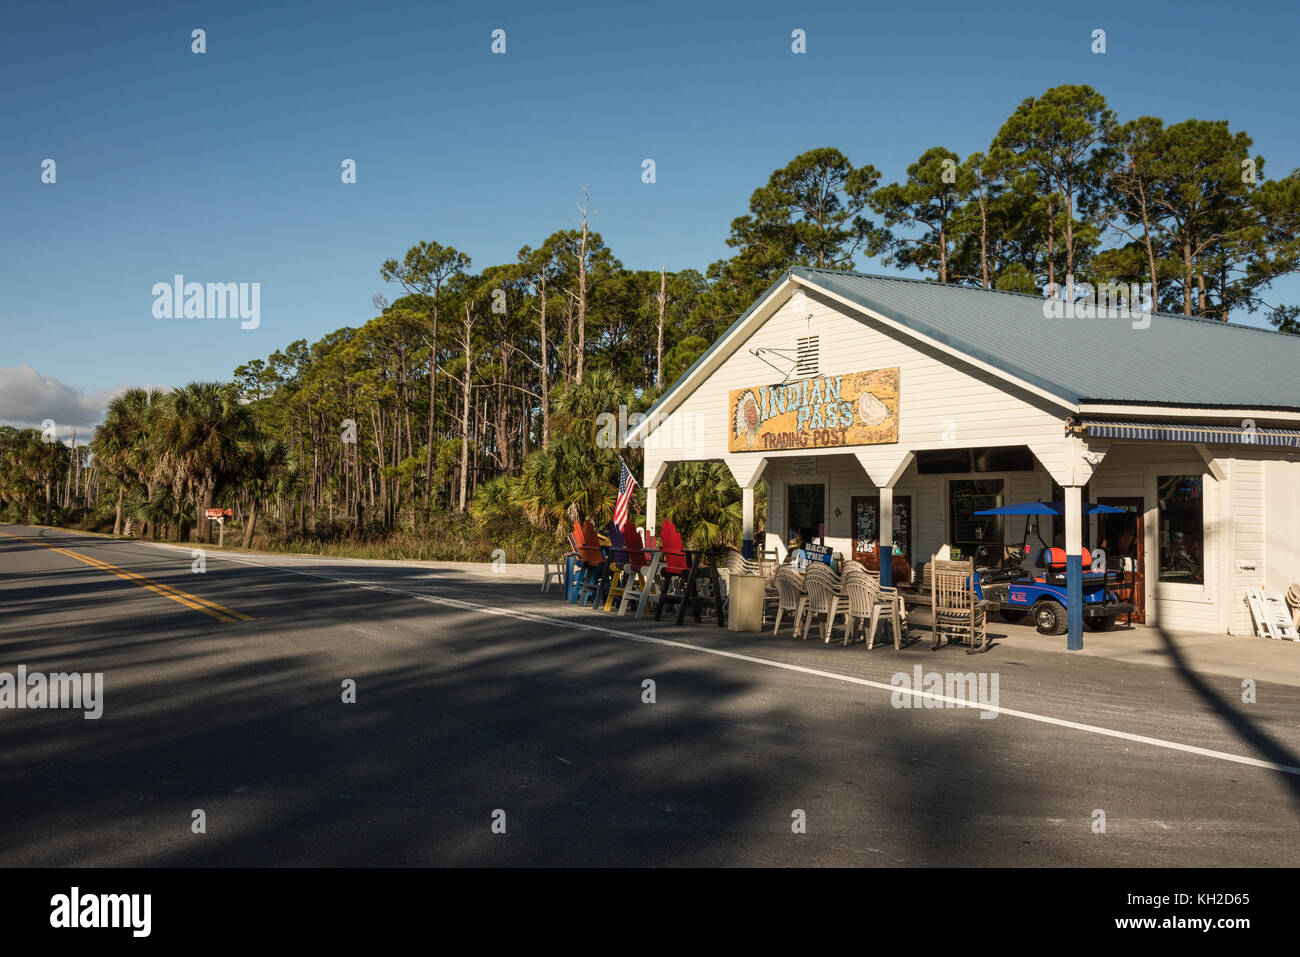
[650,519,689,618]
[620,519,649,574]
[658,519,688,575]
[575,519,608,606]
[614,521,657,617]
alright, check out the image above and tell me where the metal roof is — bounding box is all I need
[631,267,1300,444]
[791,266,1300,411]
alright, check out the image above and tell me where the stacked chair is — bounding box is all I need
[838,561,903,649]
[771,567,809,637]
[769,557,906,649]
[800,562,847,642]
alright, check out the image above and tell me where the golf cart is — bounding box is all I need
[970,501,1134,635]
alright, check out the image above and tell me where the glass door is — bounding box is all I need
[786,483,825,550]
[1099,496,1144,623]
[948,479,1003,568]
[851,496,912,564]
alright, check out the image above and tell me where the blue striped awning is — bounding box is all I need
[1081,419,1300,448]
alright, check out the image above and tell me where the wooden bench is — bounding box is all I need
[901,561,933,607]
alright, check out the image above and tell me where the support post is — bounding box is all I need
[645,487,657,538]
[1065,484,1083,650]
[878,485,894,588]
[725,457,767,561]
[742,486,755,559]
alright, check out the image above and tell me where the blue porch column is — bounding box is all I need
[878,485,894,588]
[1065,484,1084,650]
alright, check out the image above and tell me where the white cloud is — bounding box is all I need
[0,365,138,439]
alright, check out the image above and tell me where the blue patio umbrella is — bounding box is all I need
[975,500,1126,516]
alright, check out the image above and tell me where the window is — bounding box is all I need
[973,446,1035,472]
[917,448,973,474]
[917,446,1035,474]
[949,479,1003,567]
[786,483,825,548]
[795,336,819,377]
[1157,475,1203,584]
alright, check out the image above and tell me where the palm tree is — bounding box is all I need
[8,430,72,526]
[0,427,43,521]
[237,437,301,548]
[657,461,746,552]
[514,433,618,531]
[132,486,192,541]
[91,388,166,536]
[550,367,638,443]
[155,382,255,543]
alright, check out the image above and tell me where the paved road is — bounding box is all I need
[0,523,1296,866]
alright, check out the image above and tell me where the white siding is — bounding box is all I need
[1264,458,1300,597]
[640,277,1300,639]
[1226,457,1266,635]
[643,286,1071,486]
[1089,442,1221,633]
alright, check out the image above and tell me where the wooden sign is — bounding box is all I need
[729,367,899,452]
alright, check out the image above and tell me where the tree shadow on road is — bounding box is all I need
[1154,622,1300,809]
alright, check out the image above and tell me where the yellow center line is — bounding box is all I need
[0,530,254,623]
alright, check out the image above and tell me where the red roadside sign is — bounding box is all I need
[205,508,233,518]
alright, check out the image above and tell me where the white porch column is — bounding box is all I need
[878,484,895,587]
[878,485,894,551]
[854,450,913,588]
[642,460,673,538]
[726,458,768,560]
[1028,434,1103,652]
[742,486,755,557]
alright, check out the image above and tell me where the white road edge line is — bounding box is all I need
[145,540,1300,778]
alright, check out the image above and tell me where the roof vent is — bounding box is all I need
[795,336,819,377]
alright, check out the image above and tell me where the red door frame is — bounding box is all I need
[1098,495,1145,624]
[851,495,912,565]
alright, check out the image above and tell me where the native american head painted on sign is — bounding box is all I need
[733,389,762,448]
[728,367,899,452]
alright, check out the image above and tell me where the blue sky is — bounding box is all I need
[2,0,1298,431]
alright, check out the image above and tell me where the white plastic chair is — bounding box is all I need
[541,555,565,594]
[772,568,807,637]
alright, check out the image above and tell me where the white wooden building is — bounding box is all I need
[628,267,1300,637]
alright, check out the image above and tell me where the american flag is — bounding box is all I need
[613,459,638,528]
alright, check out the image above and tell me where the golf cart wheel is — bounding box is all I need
[1035,600,1068,636]
[1084,615,1117,631]
[999,609,1028,624]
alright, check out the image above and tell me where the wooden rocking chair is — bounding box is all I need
[930,557,989,653]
